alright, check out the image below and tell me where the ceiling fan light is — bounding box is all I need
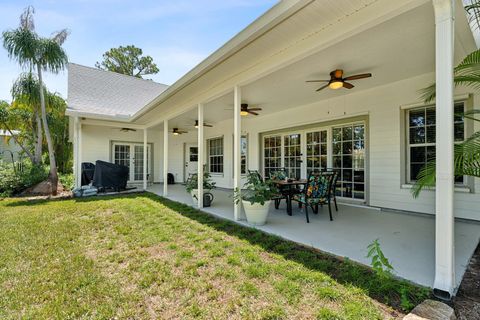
[173,132,179,135]
[240,111,249,116]
[329,81,343,90]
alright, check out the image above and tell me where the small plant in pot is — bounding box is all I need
[233,171,277,226]
[185,171,216,206]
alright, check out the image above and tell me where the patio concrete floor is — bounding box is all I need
[147,183,480,289]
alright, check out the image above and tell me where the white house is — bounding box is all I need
[67,0,480,298]
[0,130,22,163]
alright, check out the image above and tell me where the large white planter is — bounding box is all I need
[242,200,271,226]
[190,189,199,205]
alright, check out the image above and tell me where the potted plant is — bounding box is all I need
[233,171,277,226]
[185,171,216,206]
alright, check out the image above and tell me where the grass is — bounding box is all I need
[0,193,429,319]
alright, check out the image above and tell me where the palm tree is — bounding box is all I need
[11,72,43,164]
[2,6,69,194]
[412,49,480,197]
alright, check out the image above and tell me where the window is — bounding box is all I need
[264,135,282,178]
[189,147,198,162]
[407,103,464,183]
[208,137,224,174]
[332,124,365,199]
[241,135,247,174]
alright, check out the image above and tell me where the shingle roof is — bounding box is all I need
[67,63,168,118]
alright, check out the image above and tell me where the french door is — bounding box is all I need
[112,142,151,182]
[262,122,366,200]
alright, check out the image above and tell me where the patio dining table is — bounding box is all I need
[273,179,307,216]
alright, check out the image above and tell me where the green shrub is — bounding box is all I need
[0,160,48,197]
[59,173,74,191]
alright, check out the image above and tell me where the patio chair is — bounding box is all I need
[292,171,335,223]
[322,168,339,212]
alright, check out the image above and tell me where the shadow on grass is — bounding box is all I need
[3,192,431,312]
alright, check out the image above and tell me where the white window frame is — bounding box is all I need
[207,136,224,175]
[405,102,466,185]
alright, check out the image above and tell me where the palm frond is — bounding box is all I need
[464,109,480,122]
[19,6,35,31]
[420,49,480,103]
[2,28,38,68]
[38,37,68,73]
[51,29,69,45]
[11,72,41,107]
[411,161,436,198]
[454,49,480,75]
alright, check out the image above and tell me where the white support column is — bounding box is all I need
[73,116,81,189]
[197,103,204,208]
[163,120,169,197]
[432,0,455,299]
[233,86,242,221]
[143,128,148,191]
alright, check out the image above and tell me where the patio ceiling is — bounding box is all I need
[156,2,473,130]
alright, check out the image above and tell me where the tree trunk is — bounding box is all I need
[34,109,43,164]
[37,65,58,195]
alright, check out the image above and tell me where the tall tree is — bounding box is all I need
[95,45,159,78]
[11,72,43,164]
[2,6,69,194]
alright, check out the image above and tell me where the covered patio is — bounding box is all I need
[147,183,480,289]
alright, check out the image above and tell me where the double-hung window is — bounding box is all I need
[407,102,465,184]
[208,137,224,174]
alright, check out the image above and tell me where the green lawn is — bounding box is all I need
[0,193,428,319]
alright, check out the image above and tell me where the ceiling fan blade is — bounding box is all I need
[248,111,259,116]
[316,84,330,92]
[204,123,213,127]
[344,73,372,81]
[343,82,354,89]
[247,108,262,111]
[306,80,329,83]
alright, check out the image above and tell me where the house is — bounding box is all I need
[67,0,480,298]
[0,130,22,163]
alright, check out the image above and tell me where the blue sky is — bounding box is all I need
[0,0,277,101]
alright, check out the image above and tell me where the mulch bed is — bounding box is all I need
[454,242,480,319]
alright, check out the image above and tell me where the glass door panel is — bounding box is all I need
[264,136,282,178]
[134,145,150,181]
[332,124,365,199]
[284,133,301,179]
[114,144,130,168]
[306,130,327,175]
